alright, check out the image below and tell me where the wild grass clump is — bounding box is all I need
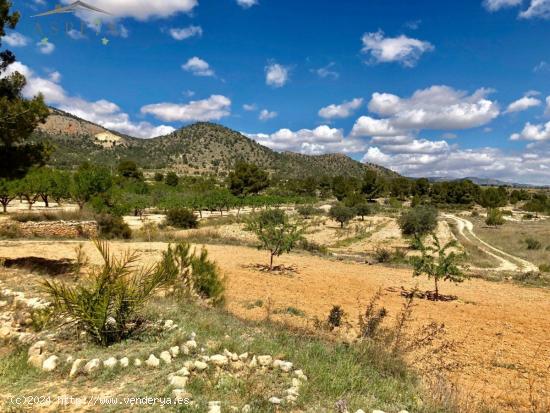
[12,210,94,223]
[524,237,542,250]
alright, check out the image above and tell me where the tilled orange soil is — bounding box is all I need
[1,240,549,412]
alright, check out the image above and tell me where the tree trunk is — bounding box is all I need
[1,203,6,213]
[434,278,439,300]
[340,222,344,228]
[269,253,274,271]
[41,195,49,208]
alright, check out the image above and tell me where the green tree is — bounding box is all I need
[70,163,113,210]
[329,204,356,228]
[0,177,16,212]
[398,205,438,238]
[332,176,359,201]
[355,203,372,221]
[165,171,179,187]
[478,187,507,209]
[228,162,269,196]
[16,169,41,209]
[117,159,143,180]
[246,209,304,270]
[49,169,71,206]
[411,234,467,300]
[361,170,385,201]
[0,1,50,179]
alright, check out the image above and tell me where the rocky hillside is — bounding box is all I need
[32,109,397,178]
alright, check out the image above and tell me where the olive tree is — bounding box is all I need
[329,204,356,228]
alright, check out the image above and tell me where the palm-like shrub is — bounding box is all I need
[41,240,178,346]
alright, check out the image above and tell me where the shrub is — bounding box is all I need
[485,208,505,226]
[154,172,164,182]
[539,264,550,273]
[329,204,356,228]
[327,305,345,330]
[96,214,132,239]
[523,213,534,220]
[0,222,22,238]
[398,205,438,237]
[359,290,388,339]
[374,247,391,263]
[296,205,323,218]
[355,203,372,221]
[166,208,198,229]
[165,172,179,187]
[525,238,542,250]
[41,241,178,346]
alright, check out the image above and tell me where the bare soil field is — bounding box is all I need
[1,239,548,412]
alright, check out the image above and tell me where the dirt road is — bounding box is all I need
[443,213,539,273]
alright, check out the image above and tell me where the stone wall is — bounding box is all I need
[1,221,98,239]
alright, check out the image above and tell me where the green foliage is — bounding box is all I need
[329,204,356,228]
[161,243,225,305]
[153,172,164,182]
[296,204,324,218]
[523,193,550,215]
[41,240,178,346]
[228,161,269,196]
[96,214,132,239]
[355,203,372,220]
[331,176,360,201]
[71,163,113,209]
[358,291,388,339]
[246,209,305,270]
[166,207,198,229]
[410,234,467,299]
[361,170,385,200]
[0,177,16,212]
[398,205,438,237]
[327,305,345,330]
[478,187,508,209]
[0,1,49,179]
[389,177,411,200]
[165,171,179,187]
[117,159,143,180]
[430,179,480,205]
[485,208,505,226]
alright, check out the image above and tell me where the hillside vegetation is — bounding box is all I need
[32,109,396,179]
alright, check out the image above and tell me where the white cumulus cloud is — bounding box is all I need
[169,25,202,40]
[259,109,277,120]
[236,0,258,8]
[37,39,55,54]
[141,95,231,122]
[2,32,29,47]
[511,121,550,141]
[318,98,363,120]
[483,0,523,11]
[182,57,215,77]
[265,62,289,88]
[505,96,542,113]
[361,30,434,67]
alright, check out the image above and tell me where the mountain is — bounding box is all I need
[427,176,546,188]
[31,109,398,179]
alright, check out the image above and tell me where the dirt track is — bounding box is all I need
[0,240,549,411]
[443,213,539,273]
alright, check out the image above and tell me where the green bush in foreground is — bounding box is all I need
[485,208,504,227]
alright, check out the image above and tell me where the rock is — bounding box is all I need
[258,355,273,367]
[66,356,74,364]
[119,357,129,367]
[42,355,59,372]
[0,326,12,339]
[28,340,47,357]
[268,397,282,405]
[398,411,409,413]
[242,405,251,413]
[185,340,197,350]
[103,357,118,368]
[239,352,249,361]
[208,401,221,413]
[134,358,142,367]
[183,360,195,370]
[190,332,196,340]
[286,395,297,403]
[194,360,208,371]
[84,359,100,374]
[172,389,191,399]
[210,354,229,366]
[224,349,239,361]
[146,354,160,367]
[176,367,190,376]
[69,359,84,378]
[356,410,366,413]
[249,356,257,368]
[180,344,190,355]
[230,360,245,371]
[28,354,46,369]
[169,346,180,357]
[285,387,300,397]
[169,375,188,388]
[0,300,7,308]
[292,378,302,388]
[294,369,308,381]
[273,359,283,368]
[164,320,175,329]
[160,351,172,364]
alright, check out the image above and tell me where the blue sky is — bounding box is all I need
[4,0,550,184]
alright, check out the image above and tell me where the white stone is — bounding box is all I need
[28,340,47,357]
[268,397,282,404]
[286,394,297,403]
[242,405,251,413]
[42,355,59,372]
[185,340,197,350]
[69,359,84,378]
[169,346,180,357]
[194,360,208,371]
[294,369,308,381]
[164,320,175,329]
[134,358,142,367]
[190,332,196,340]
[258,355,273,366]
[356,410,367,413]
[371,410,383,413]
[208,401,221,413]
[103,357,117,368]
[249,356,257,368]
[180,344,190,355]
[280,361,293,372]
[285,387,300,397]
[169,375,188,388]
[210,354,229,366]
[84,359,100,374]
[398,411,409,413]
[172,389,190,399]
[292,378,302,388]
[230,360,244,371]
[160,351,172,364]
[176,367,190,376]
[273,359,283,368]
[66,356,74,364]
[146,354,160,368]
[119,357,129,367]
[28,354,46,369]
[239,352,249,361]
[183,360,195,370]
